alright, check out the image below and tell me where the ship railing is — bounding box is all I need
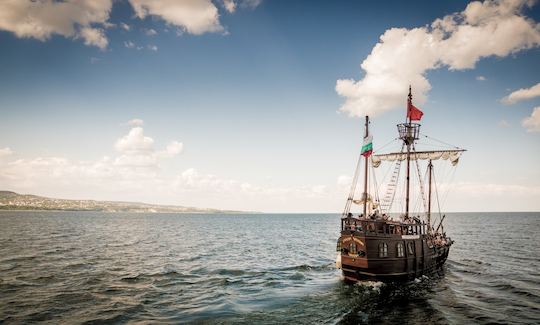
[341,217,428,236]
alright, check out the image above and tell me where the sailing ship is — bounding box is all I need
[336,87,465,282]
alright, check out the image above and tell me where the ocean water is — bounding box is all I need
[0,211,538,324]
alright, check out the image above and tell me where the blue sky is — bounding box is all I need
[0,0,539,212]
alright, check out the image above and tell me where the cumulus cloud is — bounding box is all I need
[124,41,136,49]
[337,175,352,186]
[522,106,540,132]
[0,121,184,189]
[128,0,224,35]
[476,75,487,81]
[174,168,326,200]
[223,0,237,13]
[145,28,158,36]
[501,82,540,104]
[0,147,13,158]
[0,0,112,49]
[158,141,184,158]
[79,27,108,49]
[240,0,263,9]
[128,118,144,126]
[115,127,154,154]
[148,44,158,51]
[336,0,540,117]
[0,0,264,47]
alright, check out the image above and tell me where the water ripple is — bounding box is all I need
[0,211,539,324]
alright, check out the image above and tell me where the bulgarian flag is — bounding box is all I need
[361,135,373,157]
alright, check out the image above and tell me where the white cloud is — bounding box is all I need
[223,0,237,13]
[128,118,144,126]
[0,0,112,49]
[501,82,540,104]
[522,106,540,132]
[0,119,333,212]
[128,0,224,35]
[240,0,263,9]
[120,22,131,31]
[174,168,327,201]
[79,27,108,50]
[336,0,540,118]
[498,119,510,127]
[148,44,158,51]
[447,181,540,197]
[124,41,136,49]
[112,123,183,170]
[0,147,13,158]
[476,75,487,81]
[145,28,158,36]
[337,175,352,186]
[115,127,154,154]
[158,141,184,158]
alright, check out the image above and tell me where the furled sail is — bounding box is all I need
[371,149,464,168]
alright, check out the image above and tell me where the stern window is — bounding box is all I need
[397,242,404,257]
[378,242,388,258]
[407,242,415,255]
[349,241,357,254]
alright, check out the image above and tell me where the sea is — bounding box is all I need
[0,211,538,324]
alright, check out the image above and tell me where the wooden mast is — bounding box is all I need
[405,86,412,218]
[427,159,433,233]
[363,115,369,217]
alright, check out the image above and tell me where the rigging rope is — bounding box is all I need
[370,163,381,207]
[373,137,400,154]
[412,143,428,214]
[421,133,463,150]
[440,164,459,210]
[342,151,363,217]
[432,169,443,231]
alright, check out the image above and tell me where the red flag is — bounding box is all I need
[407,101,423,121]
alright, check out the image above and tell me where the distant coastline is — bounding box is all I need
[0,191,247,214]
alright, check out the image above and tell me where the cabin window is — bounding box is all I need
[397,242,404,257]
[336,240,342,252]
[349,241,357,254]
[378,242,388,258]
[407,242,415,255]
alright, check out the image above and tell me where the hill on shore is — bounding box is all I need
[0,191,241,213]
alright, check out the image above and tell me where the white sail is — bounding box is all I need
[371,149,464,168]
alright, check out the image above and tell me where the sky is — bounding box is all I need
[0,0,539,212]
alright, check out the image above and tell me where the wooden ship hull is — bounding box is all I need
[337,220,452,282]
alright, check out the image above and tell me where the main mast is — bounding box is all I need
[427,159,433,233]
[397,86,421,218]
[363,116,369,217]
[405,89,412,217]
